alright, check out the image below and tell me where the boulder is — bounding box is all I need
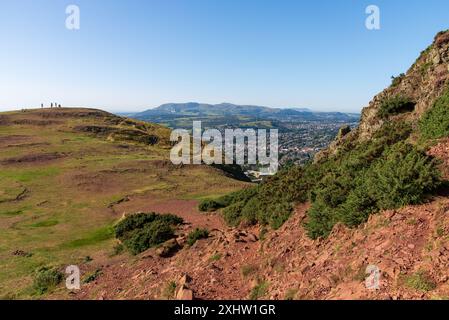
[156,239,180,258]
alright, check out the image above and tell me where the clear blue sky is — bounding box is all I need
[0,0,448,113]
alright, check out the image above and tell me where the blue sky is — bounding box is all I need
[0,0,448,113]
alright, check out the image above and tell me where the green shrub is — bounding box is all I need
[405,271,436,292]
[219,166,315,229]
[249,280,269,300]
[111,243,124,256]
[163,281,177,299]
[33,267,64,294]
[83,269,102,284]
[305,142,440,238]
[222,201,247,226]
[198,199,222,212]
[115,212,183,255]
[199,188,257,213]
[366,142,440,209]
[241,264,258,278]
[186,228,209,246]
[419,87,449,139]
[115,212,182,239]
[209,252,222,262]
[378,95,415,118]
[391,73,405,87]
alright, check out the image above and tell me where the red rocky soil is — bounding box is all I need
[74,141,449,300]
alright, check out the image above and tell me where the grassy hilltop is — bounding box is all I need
[0,107,248,298]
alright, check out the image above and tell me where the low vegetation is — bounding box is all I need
[162,281,177,299]
[115,212,183,255]
[83,269,102,284]
[405,271,436,292]
[33,267,64,294]
[203,120,442,239]
[249,280,269,300]
[419,86,449,139]
[186,228,209,246]
[306,141,440,238]
[209,252,222,262]
[378,95,415,118]
[241,264,258,278]
[391,73,405,87]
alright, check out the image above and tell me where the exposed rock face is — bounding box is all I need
[317,30,449,161]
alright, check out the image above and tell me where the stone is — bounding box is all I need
[176,286,194,300]
[179,274,192,287]
[156,239,180,257]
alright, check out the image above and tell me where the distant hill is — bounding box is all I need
[129,102,359,129]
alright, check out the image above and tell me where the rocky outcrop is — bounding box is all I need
[317,30,449,160]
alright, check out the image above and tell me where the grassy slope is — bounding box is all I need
[0,108,248,298]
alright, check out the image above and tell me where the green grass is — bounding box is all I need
[209,252,222,262]
[186,228,209,246]
[61,225,115,249]
[241,264,258,278]
[0,167,61,183]
[405,271,436,292]
[0,210,24,216]
[163,281,178,299]
[0,108,251,298]
[83,269,102,284]
[249,280,269,300]
[30,219,59,228]
[32,267,64,295]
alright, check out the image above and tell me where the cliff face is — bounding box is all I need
[317,30,449,161]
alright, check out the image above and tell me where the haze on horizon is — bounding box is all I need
[1,0,449,113]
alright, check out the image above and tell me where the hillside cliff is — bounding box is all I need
[317,30,449,161]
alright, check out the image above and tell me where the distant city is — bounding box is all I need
[126,102,360,179]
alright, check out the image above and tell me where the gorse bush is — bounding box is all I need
[115,212,183,255]
[378,95,415,118]
[214,165,316,229]
[33,267,64,294]
[115,212,182,238]
[186,228,209,246]
[198,199,223,212]
[419,86,449,139]
[305,141,440,238]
